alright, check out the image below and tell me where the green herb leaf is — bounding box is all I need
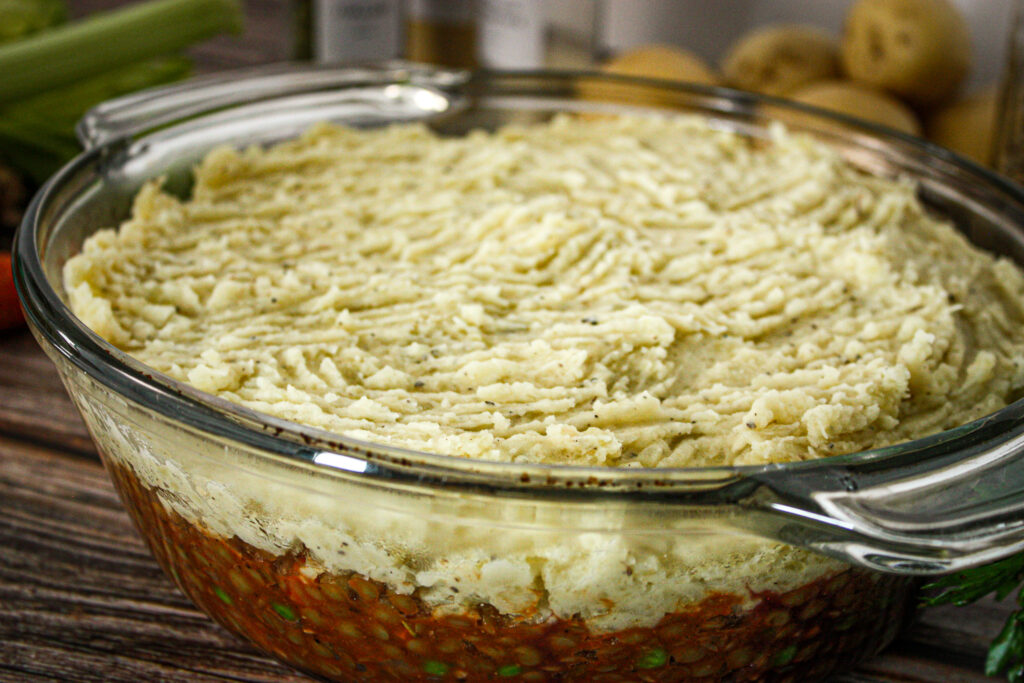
[987,612,1024,678]
[923,552,1024,680]
[923,553,1024,607]
[637,648,668,669]
[271,602,297,621]
[423,660,449,676]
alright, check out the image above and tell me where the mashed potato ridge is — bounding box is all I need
[65,114,1024,467]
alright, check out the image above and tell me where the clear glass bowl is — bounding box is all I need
[15,64,1024,682]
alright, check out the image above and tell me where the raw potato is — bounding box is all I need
[842,0,971,107]
[722,24,840,97]
[786,80,922,136]
[926,89,998,165]
[578,44,718,107]
[601,44,718,85]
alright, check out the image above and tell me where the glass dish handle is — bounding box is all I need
[750,417,1024,573]
[75,62,469,150]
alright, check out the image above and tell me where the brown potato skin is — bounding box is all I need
[841,0,971,107]
[601,44,719,85]
[578,44,718,107]
[723,24,840,97]
[786,80,922,136]
[926,89,998,165]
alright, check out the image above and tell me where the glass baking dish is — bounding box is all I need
[14,63,1024,682]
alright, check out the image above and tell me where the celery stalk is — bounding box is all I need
[0,56,192,183]
[0,0,242,106]
[0,0,68,45]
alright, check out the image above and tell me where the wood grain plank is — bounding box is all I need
[831,601,1005,682]
[837,653,995,683]
[0,330,93,456]
[904,599,1010,663]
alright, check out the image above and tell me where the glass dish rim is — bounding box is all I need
[15,64,1024,497]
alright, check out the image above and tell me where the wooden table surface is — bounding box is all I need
[0,326,1015,682]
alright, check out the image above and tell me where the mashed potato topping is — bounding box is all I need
[62,114,1024,634]
[66,114,1024,467]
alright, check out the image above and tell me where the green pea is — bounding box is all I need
[834,614,857,631]
[271,603,297,621]
[773,644,797,666]
[497,664,522,677]
[213,586,233,605]
[637,648,668,669]
[423,660,449,676]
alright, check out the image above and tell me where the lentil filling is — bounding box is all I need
[107,457,913,682]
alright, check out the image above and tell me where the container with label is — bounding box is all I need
[406,0,476,68]
[476,0,545,68]
[313,0,402,63]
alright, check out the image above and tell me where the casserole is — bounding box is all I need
[15,64,1024,682]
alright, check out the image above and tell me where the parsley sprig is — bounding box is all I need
[923,553,1024,681]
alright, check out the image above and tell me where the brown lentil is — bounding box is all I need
[105,457,914,682]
